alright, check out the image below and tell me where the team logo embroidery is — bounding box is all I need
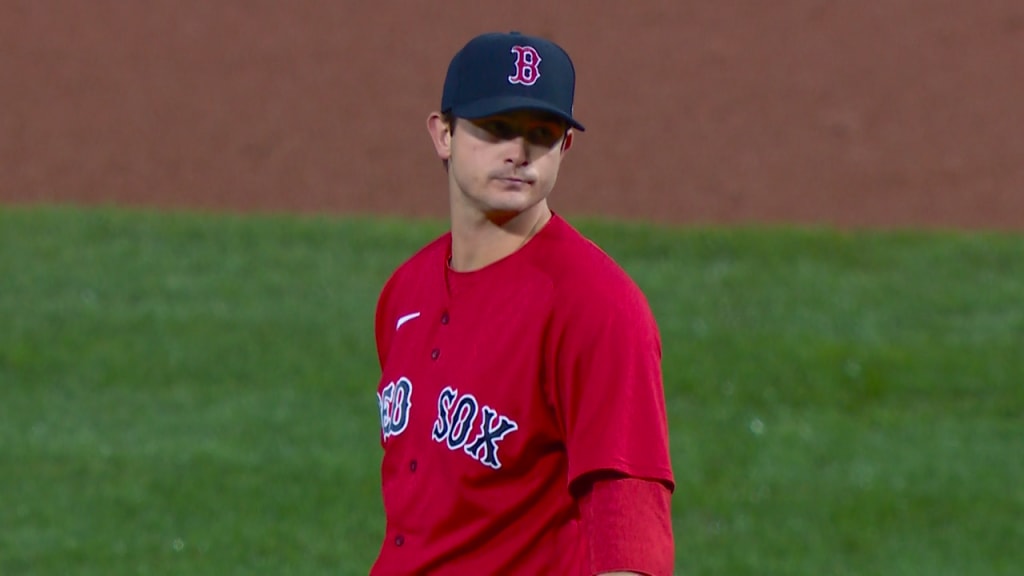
[432,386,519,470]
[378,377,413,440]
[508,45,542,86]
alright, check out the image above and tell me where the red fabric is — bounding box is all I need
[371,214,674,575]
[579,476,675,576]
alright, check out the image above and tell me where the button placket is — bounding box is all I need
[431,309,449,362]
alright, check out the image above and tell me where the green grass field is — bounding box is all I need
[1,205,1022,575]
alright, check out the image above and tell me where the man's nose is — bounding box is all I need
[504,136,529,166]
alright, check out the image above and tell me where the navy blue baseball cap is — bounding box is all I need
[441,31,585,131]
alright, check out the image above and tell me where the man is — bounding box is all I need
[372,31,675,575]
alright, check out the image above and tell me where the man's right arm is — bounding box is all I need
[579,474,675,576]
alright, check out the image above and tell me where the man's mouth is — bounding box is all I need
[494,175,534,184]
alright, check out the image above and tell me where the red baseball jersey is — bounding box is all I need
[371,213,674,575]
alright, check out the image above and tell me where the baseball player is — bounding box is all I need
[372,31,675,575]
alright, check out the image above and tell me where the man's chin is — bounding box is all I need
[482,190,532,210]
[484,199,548,224]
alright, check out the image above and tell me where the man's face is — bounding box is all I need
[439,110,572,220]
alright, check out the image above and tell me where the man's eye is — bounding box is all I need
[528,127,557,143]
[483,121,515,139]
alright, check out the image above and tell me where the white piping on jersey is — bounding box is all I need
[395,312,421,331]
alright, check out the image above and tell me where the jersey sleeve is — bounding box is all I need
[549,278,675,492]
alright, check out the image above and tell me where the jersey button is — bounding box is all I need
[394,534,405,547]
[409,460,418,472]
[440,311,449,325]
[431,348,440,360]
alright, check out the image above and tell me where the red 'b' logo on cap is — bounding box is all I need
[508,45,542,86]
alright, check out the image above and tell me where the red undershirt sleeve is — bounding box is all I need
[578,475,675,576]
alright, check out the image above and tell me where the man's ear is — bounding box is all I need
[561,129,574,154]
[427,112,452,161]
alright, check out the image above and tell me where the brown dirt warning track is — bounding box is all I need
[2,1,1022,230]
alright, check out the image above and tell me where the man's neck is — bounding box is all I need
[449,202,551,272]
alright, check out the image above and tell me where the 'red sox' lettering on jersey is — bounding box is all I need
[432,386,519,470]
[378,379,521,470]
[377,377,412,441]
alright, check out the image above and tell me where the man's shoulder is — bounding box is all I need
[377,232,448,309]
[388,232,449,280]
[533,215,660,341]
[536,216,645,303]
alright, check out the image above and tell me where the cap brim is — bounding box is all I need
[452,96,586,132]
